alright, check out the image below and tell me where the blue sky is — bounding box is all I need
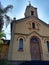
[0,0,49,39]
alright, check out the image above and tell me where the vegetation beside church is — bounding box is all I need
[0,2,13,65]
[0,2,13,31]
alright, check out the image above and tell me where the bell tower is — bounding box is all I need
[25,2,38,18]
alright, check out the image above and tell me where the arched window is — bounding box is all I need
[31,11,34,15]
[47,41,49,52]
[32,23,35,28]
[19,38,23,50]
[30,37,39,43]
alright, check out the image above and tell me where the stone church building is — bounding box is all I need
[8,3,49,61]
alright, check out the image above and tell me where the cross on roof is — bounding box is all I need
[29,1,31,4]
[28,1,31,6]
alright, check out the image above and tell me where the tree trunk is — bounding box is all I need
[0,16,4,32]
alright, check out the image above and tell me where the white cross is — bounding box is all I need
[29,1,31,5]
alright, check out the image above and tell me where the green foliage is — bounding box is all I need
[1,59,8,65]
[0,32,3,38]
[0,32,6,39]
[0,32,7,65]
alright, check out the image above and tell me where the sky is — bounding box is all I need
[0,0,49,40]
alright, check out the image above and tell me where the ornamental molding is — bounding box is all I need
[14,31,49,39]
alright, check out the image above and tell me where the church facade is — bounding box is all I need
[8,3,49,61]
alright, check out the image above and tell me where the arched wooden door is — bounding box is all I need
[30,37,41,60]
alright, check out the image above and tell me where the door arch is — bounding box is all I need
[30,36,41,60]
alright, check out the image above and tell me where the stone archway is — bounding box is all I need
[30,36,41,60]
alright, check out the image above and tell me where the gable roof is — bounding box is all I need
[13,16,49,27]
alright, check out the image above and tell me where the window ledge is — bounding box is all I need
[28,28,39,30]
[18,49,24,52]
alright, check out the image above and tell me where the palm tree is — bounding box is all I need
[0,2,13,32]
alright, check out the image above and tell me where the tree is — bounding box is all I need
[0,2,13,32]
[0,31,5,39]
[0,32,6,65]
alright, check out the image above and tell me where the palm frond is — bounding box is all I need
[5,15,11,27]
[0,2,13,30]
[4,5,13,13]
[5,15,10,21]
[0,9,4,14]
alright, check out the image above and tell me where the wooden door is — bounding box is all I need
[30,38,41,60]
